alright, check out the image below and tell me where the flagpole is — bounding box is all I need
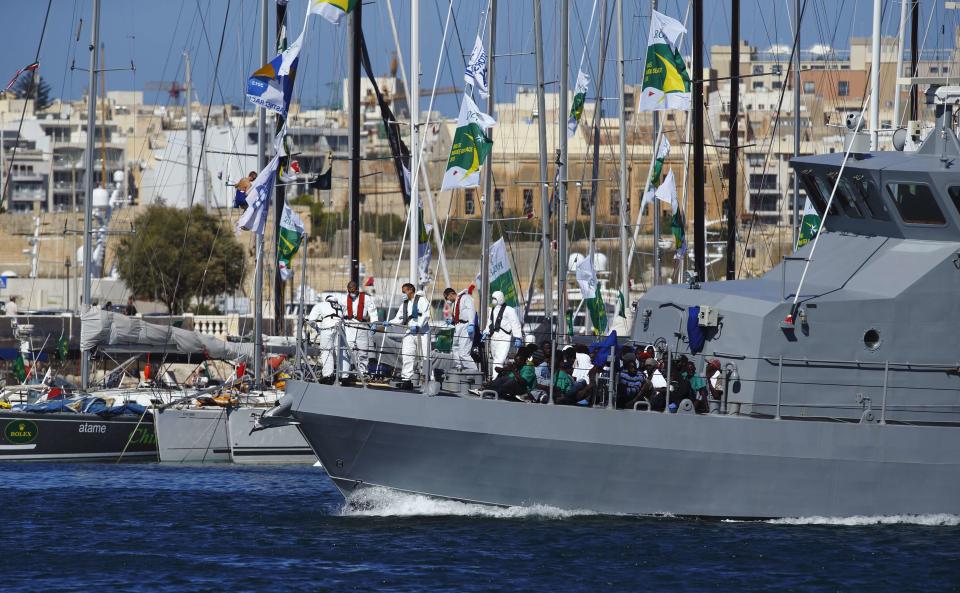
[615,0,629,315]
[480,0,497,335]
[650,1,662,286]
[557,0,570,341]
[184,50,193,207]
[80,0,100,391]
[273,0,289,335]
[533,0,554,402]
[254,0,268,386]
[693,0,705,282]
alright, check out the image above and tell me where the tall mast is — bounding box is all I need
[792,0,800,246]
[592,0,609,334]
[253,0,267,386]
[614,0,628,306]
[409,0,420,287]
[869,0,881,150]
[99,43,107,193]
[184,50,193,205]
[725,0,738,280]
[692,0,705,282]
[80,0,101,390]
[651,1,662,286]
[348,0,362,286]
[909,0,919,120]
[480,0,497,330]
[557,0,570,339]
[893,0,909,127]
[533,0,553,396]
[273,0,289,333]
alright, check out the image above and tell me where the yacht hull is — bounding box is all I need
[227,407,317,465]
[0,412,156,462]
[286,380,960,518]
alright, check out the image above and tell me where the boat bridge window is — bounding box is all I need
[886,183,946,225]
[849,173,890,221]
[826,171,864,218]
[799,170,839,217]
[947,187,960,217]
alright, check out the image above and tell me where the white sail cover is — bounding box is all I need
[80,308,253,361]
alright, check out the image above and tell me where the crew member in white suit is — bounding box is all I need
[483,290,522,371]
[386,282,430,389]
[340,279,378,383]
[307,294,342,383]
[444,287,477,371]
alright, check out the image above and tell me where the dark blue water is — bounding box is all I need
[1,463,958,593]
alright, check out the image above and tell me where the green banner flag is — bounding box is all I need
[277,202,305,282]
[638,10,692,111]
[12,354,26,384]
[586,285,607,335]
[567,69,590,138]
[488,238,518,307]
[797,198,821,248]
[441,93,495,190]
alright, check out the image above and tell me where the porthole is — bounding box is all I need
[863,328,881,351]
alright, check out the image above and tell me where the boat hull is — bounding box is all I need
[154,406,315,464]
[286,380,960,518]
[0,412,156,462]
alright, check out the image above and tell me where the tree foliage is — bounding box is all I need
[116,205,246,313]
[13,73,52,112]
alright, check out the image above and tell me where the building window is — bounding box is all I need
[772,64,783,75]
[609,189,620,216]
[464,189,475,215]
[752,65,764,75]
[803,81,815,94]
[579,189,591,215]
[752,81,764,89]
[523,188,533,215]
[772,81,782,90]
[494,188,504,216]
[749,173,777,190]
[838,81,849,97]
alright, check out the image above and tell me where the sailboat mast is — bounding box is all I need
[253,0,267,386]
[80,0,100,391]
[409,0,420,288]
[651,1,662,286]
[588,0,609,336]
[184,50,193,205]
[533,0,554,398]
[725,0,738,280]
[893,0,908,127]
[557,0,570,339]
[348,0,362,285]
[869,0,881,150]
[480,0,497,330]
[692,0,705,282]
[273,0,288,333]
[792,0,800,246]
[910,0,919,120]
[614,0,627,307]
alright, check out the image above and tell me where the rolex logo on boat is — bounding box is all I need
[4,420,38,444]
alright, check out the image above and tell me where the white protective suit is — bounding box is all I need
[340,291,378,379]
[389,293,430,381]
[485,291,522,370]
[450,290,477,371]
[308,296,343,378]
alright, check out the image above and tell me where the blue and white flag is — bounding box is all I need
[464,35,489,99]
[246,38,301,117]
[236,153,281,235]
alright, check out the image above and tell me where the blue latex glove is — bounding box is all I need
[408,324,419,335]
[513,337,522,350]
[466,325,475,338]
[480,330,490,342]
[446,318,454,326]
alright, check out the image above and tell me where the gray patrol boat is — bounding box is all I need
[278,86,960,518]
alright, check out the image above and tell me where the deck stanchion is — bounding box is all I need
[775,355,783,420]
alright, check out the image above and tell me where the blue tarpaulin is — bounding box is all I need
[687,306,706,354]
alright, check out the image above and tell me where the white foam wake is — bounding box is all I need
[339,486,594,519]
[767,514,960,527]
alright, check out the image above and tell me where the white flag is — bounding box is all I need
[654,169,679,213]
[641,136,671,208]
[575,254,599,302]
[464,35,489,99]
[237,154,281,235]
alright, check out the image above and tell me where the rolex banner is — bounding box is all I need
[639,10,691,111]
[277,202,305,281]
[308,0,358,25]
[567,69,590,138]
[576,255,607,335]
[441,93,495,191]
[641,135,671,208]
[488,238,519,307]
[796,198,821,248]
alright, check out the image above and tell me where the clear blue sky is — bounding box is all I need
[2,0,956,116]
